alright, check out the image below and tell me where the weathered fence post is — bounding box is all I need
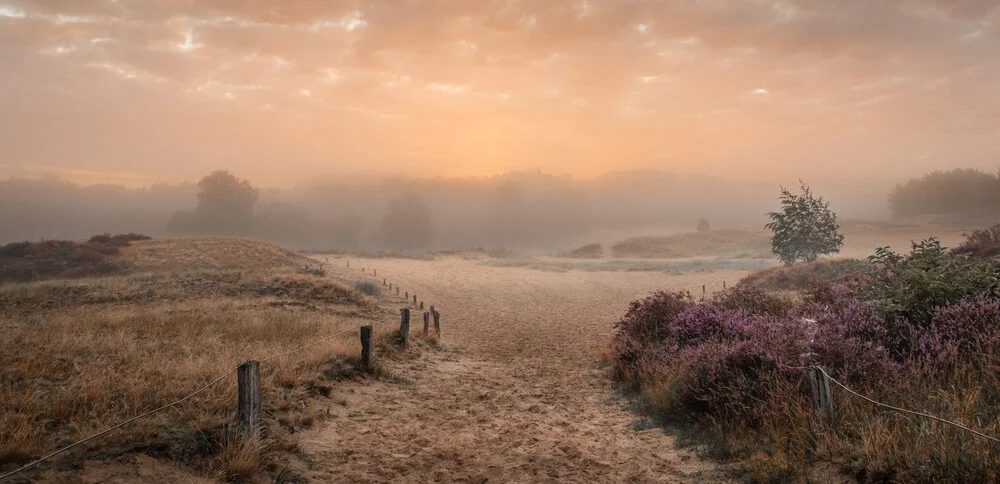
[374,269,377,277]
[396,287,399,295]
[399,308,410,348]
[347,260,350,267]
[420,301,424,310]
[384,278,387,286]
[423,312,430,336]
[432,307,440,336]
[237,361,261,437]
[723,281,727,290]
[413,294,417,305]
[359,325,374,372]
[808,367,835,425]
[701,285,706,300]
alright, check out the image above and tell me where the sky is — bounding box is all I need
[0,0,998,187]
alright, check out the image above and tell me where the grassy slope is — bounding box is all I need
[0,237,400,481]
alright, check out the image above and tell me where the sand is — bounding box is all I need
[295,256,744,482]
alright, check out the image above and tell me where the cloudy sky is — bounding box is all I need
[0,0,998,186]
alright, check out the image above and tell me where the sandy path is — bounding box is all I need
[298,256,747,482]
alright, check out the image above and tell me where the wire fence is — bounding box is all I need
[778,362,1000,445]
[0,260,429,482]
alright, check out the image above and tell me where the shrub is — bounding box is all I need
[861,238,1000,333]
[696,218,710,232]
[352,280,381,296]
[0,234,150,283]
[766,183,844,265]
[953,223,1000,259]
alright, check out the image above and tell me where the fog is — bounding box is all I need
[1,1,997,248]
[0,170,896,250]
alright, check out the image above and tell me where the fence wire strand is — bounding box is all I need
[0,368,237,481]
[779,363,1000,445]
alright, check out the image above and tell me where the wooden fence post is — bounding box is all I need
[347,260,350,267]
[413,294,417,305]
[420,301,424,310]
[374,269,377,277]
[396,287,399,295]
[423,312,430,336]
[399,308,410,348]
[432,307,440,336]
[723,281,727,290]
[702,285,706,300]
[405,291,408,301]
[808,367,835,425]
[237,361,261,437]
[383,278,387,286]
[360,325,373,371]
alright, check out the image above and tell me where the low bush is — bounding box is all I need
[352,279,381,296]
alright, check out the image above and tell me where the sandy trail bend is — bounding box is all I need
[301,256,745,482]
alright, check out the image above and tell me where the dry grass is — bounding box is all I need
[122,237,313,272]
[738,258,870,291]
[611,229,773,259]
[0,237,396,481]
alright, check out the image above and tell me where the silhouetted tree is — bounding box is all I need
[167,170,258,236]
[696,218,710,232]
[380,192,432,249]
[766,182,844,265]
[196,170,258,234]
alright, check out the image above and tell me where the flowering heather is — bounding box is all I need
[612,264,1000,480]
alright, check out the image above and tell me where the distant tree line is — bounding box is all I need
[1,168,818,249]
[889,168,1000,218]
[166,170,434,249]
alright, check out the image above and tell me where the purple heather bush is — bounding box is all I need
[612,258,1000,480]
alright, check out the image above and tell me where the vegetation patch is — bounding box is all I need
[610,235,1000,481]
[738,258,869,292]
[0,236,389,481]
[0,233,150,283]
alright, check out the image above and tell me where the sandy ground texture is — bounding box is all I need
[296,255,746,482]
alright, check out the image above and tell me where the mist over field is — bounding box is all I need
[1,170,898,249]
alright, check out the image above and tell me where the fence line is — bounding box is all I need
[779,363,1000,445]
[1,262,436,481]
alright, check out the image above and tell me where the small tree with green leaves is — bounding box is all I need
[766,182,844,265]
